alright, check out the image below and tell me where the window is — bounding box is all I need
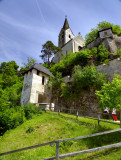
[104,32,107,35]
[69,35,71,38]
[42,76,45,85]
[62,35,64,38]
[78,46,82,51]
[37,70,40,75]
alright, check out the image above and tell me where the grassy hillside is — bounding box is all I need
[0,112,121,160]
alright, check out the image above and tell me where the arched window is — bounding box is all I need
[69,34,71,38]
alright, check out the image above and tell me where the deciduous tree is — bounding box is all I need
[40,41,62,67]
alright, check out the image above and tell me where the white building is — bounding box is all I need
[21,63,52,106]
[53,17,85,63]
[98,27,113,39]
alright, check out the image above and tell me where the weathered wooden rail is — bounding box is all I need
[1,128,121,160]
[56,108,121,127]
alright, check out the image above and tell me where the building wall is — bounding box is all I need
[58,28,74,48]
[62,40,74,55]
[21,69,50,105]
[99,29,113,39]
[30,70,49,104]
[21,71,33,105]
[54,34,85,63]
[73,34,85,52]
[64,28,74,44]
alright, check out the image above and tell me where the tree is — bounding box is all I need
[40,41,62,67]
[85,21,121,45]
[21,57,36,71]
[96,74,121,111]
[1,61,19,88]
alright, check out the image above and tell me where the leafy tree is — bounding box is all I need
[96,74,121,110]
[40,41,62,67]
[20,57,36,71]
[1,61,19,88]
[85,21,121,45]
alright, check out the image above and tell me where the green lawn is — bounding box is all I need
[0,111,121,160]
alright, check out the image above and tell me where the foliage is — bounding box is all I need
[61,66,107,101]
[85,21,121,45]
[0,60,39,135]
[0,107,25,135]
[23,104,40,120]
[117,48,121,58]
[50,44,110,76]
[0,61,19,88]
[50,50,92,75]
[26,126,35,133]
[96,74,121,110]
[40,41,62,67]
[47,72,63,90]
[97,43,110,62]
[20,57,36,72]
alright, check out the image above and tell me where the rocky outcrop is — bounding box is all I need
[87,34,121,53]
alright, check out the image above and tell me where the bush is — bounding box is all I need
[26,126,35,133]
[23,104,39,119]
[0,107,25,135]
[85,21,121,45]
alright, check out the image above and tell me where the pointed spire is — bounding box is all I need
[63,16,69,30]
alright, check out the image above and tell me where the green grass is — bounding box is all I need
[0,111,121,160]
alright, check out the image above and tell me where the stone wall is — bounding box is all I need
[21,71,33,105]
[96,58,121,81]
[87,34,121,53]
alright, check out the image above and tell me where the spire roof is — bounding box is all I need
[63,17,69,30]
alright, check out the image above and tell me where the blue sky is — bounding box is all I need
[0,0,121,67]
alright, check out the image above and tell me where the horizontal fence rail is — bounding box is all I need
[1,128,121,159]
[0,141,56,156]
[54,108,121,127]
[44,142,121,160]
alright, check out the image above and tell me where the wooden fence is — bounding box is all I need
[1,128,121,159]
[56,107,121,127]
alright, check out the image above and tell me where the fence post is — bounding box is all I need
[58,109,60,115]
[77,110,78,120]
[98,112,100,126]
[56,140,59,160]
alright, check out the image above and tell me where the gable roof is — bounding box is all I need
[23,63,53,76]
[98,27,112,32]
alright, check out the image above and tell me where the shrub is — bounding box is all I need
[26,126,35,133]
[0,107,25,135]
[23,104,39,119]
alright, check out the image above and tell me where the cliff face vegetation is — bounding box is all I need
[48,22,121,113]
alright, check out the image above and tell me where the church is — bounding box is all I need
[53,17,85,63]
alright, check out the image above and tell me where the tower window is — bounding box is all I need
[37,70,40,75]
[42,76,45,85]
[104,32,107,35]
[78,46,82,51]
[62,35,64,38]
[69,35,71,38]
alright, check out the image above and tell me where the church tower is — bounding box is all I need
[58,17,74,47]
